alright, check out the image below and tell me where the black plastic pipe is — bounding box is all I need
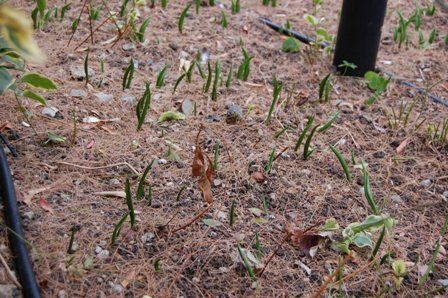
[258,17,331,49]
[333,0,388,76]
[0,148,41,298]
[258,17,447,109]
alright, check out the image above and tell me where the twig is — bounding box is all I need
[55,161,140,176]
[312,253,353,298]
[171,204,213,233]
[86,4,94,44]
[67,0,89,46]
[0,252,22,289]
[73,13,116,51]
[257,232,291,278]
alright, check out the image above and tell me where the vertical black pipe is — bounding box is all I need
[333,0,388,77]
[0,148,41,298]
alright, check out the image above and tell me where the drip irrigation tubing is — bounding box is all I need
[0,147,41,297]
[257,17,448,108]
[257,17,331,49]
[0,133,18,158]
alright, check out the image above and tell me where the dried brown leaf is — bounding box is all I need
[251,171,266,183]
[199,175,213,204]
[288,224,324,257]
[396,138,409,154]
[38,197,54,214]
[192,146,205,177]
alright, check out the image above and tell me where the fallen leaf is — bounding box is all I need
[202,218,221,227]
[86,139,95,149]
[192,146,204,177]
[93,191,126,198]
[251,217,269,224]
[0,121,13,132]
[199,175,213,204]
[293,233,324,257]
[396,138,409,154]
[157,111,185,123]
[287,223,325,257]
[248,208,264,217]
[250,171,266,183]
[23,179,64,205]
[38,197,54,213]
[192,129,214,204]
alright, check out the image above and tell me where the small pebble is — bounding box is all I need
[181,99,194,115]
[112,284,124,294]
[97,250,110,259]
[70,64,95,80]
[57,290,67,298]
[42,107,59,118]
[158,159,168,164]
[122,43,136,51]
[391,194,403,204]
[121,94,136,105]
[94,92,114,103]
[420,179,432,187]
[226,104,243,124]
[69,89,87,98]
[373,151,385,158]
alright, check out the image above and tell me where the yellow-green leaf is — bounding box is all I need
[0,5,45,63]
[21,72,57,89]
[22,89,47,106]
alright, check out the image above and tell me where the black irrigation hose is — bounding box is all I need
[0,148,41,298]
[0,133,18,158]
[257,17,331,49]
[257,17,448,108]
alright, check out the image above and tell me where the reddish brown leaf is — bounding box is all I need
[396,138,409,154]
[205,154,214,183]
[198,175,213,204]
[287,224,324,257]
[192,146,205,177]
[251,171,266,183]
[86,139,95,149]
[38,197,54,214]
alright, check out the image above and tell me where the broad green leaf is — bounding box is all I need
[46,132,66,144]
[304,14,318,26]
[353,233,373,248]
[282,37,300,53]
[157,111,185,123]
[0,66,13,94]
[202,218,221,227]
[392,259,407,276]
[22,89,47,105]
[21,72,57,89]
[320,218,339,231]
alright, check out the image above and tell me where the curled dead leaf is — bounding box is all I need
[192,146,204,177]
[38,197,54,214]
[287,222,325,257]
[251,171,266,183]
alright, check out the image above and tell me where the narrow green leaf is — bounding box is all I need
[178,3,192,33]
[329,144,351,182]
[137,160,154,200]
[294,115,314,152]
[125,178,135,227]
[22,89,47,106]
[318,111,339,133]
[303,125,320,160]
